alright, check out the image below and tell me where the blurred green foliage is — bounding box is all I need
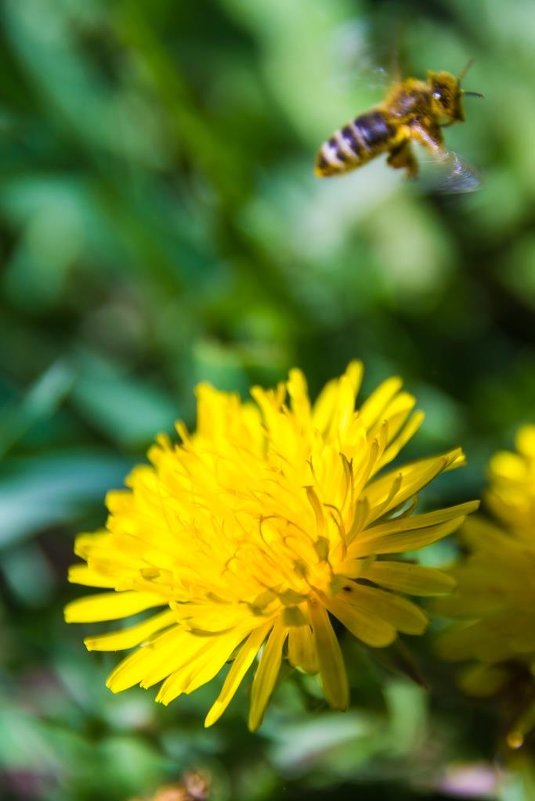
[1,0,535,799]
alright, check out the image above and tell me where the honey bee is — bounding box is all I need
[315,63,482,191]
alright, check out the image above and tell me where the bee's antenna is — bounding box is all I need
[459,60,483,99]
[388,18,404,82]
[458,58,475,83]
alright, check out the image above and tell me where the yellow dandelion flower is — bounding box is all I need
[65,362,476,730]
[486,425,535,531]
[436,425,535,747]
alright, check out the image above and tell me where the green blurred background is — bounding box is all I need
[1,0,534,798]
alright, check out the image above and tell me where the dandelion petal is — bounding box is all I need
[308,599,349,710]
[205,622,272,728]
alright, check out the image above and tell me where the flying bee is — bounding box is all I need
[315,62,483,191]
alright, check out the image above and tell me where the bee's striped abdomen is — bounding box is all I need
[315,110,395,177]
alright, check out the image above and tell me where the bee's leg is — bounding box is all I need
[387,141,417,178]
[409,122,447,160]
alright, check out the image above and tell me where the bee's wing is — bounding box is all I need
[327,20,391,93]
[435,151,481,193]
[420,150,482,194]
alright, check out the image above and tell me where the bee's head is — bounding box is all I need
[428,70,465,125]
